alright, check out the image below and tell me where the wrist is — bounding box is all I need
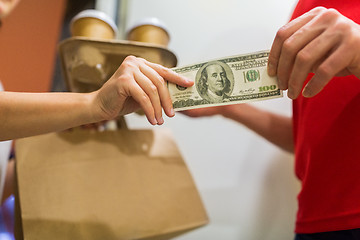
[221,104,239,118]
[84,91,104,124]
[221,103,254,122]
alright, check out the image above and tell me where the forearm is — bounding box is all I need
[0,91,99,141]
[222,104,294,153]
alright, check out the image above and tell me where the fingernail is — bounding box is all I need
[267,62,276,76]
[169,108,175,116]
[302,86,311,98]
[287,89,294,99]
[152,118,157,125]
[277,77,285,90]
[157,117,164,125]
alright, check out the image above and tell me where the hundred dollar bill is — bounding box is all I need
[168,50,282,111]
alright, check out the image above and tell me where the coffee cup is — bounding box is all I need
[70,9,118,39]
[127,17,170,47]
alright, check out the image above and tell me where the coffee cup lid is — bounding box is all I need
[71,9,118,34]
[127,17,170,37]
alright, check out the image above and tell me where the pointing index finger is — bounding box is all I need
[145,60,194,87]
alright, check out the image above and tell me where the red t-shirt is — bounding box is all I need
[292,0,360,233]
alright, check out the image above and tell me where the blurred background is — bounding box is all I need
[0,0,300,239]
[127,1,300,239]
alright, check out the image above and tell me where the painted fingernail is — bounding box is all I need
[169,108,175,116]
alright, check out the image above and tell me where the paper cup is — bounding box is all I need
[70,10,118,39]
[127,18,170,47]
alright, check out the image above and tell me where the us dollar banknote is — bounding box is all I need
[168,50,282,111]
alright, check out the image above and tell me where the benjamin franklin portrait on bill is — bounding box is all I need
[195,61,234,103]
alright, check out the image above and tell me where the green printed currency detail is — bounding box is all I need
[168,50,283,111]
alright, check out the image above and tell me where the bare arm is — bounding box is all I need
[182,104,294,153]
[0,91,96,140]
[223,104,293,152]
[0,56,193,141]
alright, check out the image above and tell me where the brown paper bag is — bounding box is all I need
[14,128,208,240]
